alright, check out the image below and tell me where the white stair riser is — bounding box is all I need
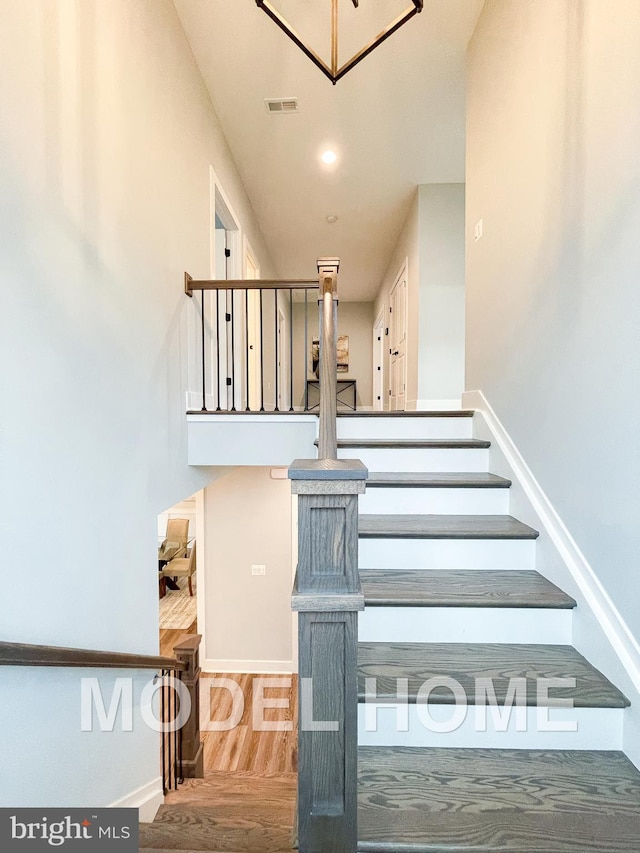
[358,607,572,645]
[336,418,473,440]
[358,537,536,570]
[338,447,489,472]
[359,487,509,515]
[357,705,624,751]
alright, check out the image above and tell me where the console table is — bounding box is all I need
[305,379,357,412]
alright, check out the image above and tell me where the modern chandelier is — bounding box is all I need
[256,0,423,85]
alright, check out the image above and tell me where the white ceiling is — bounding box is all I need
[174,0,485,300]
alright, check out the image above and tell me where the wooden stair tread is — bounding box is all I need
[366,471,511,488]
[139,803,294,852]
[337,410,475,418]
[359,514,539,539]
[325,438,490,448]
[360,569,576,609]
[358,747,640,852]
[357,642,629,707]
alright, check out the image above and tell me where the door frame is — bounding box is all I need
[372,310,385,412]
[210,167,242,410]
[388,259,408,412]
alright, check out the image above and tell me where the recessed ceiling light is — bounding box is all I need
[321,150,337,165]
[326,215,338,224]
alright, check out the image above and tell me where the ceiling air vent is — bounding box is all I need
[264,97,299,114]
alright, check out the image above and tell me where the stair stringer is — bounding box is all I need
[463,389,640,770]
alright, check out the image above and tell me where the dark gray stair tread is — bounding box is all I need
[329,438,490,448]
[359,514,539,539]
[367,471,511,488]
[337,410,475,418]
[358,747,640,852]
[360,569,576,609]
[357,642,629,707]
[139,804,293,852]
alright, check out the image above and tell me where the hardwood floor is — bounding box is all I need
[160,626,297,773]
[199,672,298,774]
[147,628,298,850]
[142,772,297,852]
[159,621,198,658]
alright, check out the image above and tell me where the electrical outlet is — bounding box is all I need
[474,218,484,241]
[251,564,266,576]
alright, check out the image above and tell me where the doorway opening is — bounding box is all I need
[158,493,200,657]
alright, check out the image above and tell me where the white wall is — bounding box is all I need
[375,192,420,408]
[292,300,374,410]
[466,2,640,640]
[0,0,273,810]
[417,184,465,407]
[375,184,465,410]
[202,468,294,672]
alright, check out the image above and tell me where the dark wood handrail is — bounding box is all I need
[0,640,187,671]
[184,272,318,296]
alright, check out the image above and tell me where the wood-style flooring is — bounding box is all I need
[159,626,297,774]
[199,672,298,774]
[148,628,298,851]
[141,772,297,852]
[358,746,640,852]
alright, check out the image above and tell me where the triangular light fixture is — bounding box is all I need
[256,0,423,85]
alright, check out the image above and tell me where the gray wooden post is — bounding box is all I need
[173,634,204,778]
[290,458,368,853]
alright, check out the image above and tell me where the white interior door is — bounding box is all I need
[372,312,385,411]
[389,264,407,411]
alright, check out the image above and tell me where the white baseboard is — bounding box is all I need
[410,398,462,411]
[463,389,640,768]
[110,776,163,823]
[202,659,294,674]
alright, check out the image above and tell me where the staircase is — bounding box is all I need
[142,409,640,852]
[340,410,640,852]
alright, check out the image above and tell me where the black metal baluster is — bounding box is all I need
[274,289,279,411]
[215,290,221,411]
[245,289,250,411]
[304,289,309,411]
[289,290,294,411]
[177,672,184,784]
[259,289,265,411]
[200,291,207,412]
[160,673,167,794]
[230,290,236,411]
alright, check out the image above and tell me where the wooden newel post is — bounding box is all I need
[173,634,204,778]
[290,458,368,853]
[317,257,339,461]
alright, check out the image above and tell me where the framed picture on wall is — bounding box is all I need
[311,336,349,376]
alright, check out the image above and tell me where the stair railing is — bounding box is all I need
[289,258,367,853]
[0,636,204,797]
[184,273,319,413]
